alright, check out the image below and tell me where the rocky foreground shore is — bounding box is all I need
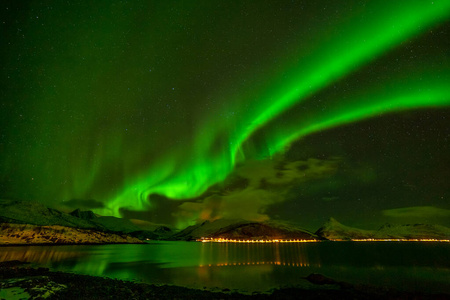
[1,261,447,300]
[0,223,143,245]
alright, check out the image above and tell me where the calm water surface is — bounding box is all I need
[0,242,449,293]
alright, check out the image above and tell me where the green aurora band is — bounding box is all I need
[105,2,450,216]
[2,2,450,223]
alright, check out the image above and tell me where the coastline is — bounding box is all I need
[0,223,144,245]
[1,261,447,299]
[0,241,144,247]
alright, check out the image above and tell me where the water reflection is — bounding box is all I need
[199,242,318,268]
[0,242,448,293]
[202,261,311,267]
[0,246,83,264]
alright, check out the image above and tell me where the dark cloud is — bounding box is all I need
[116,107,450,231]
[265,109,450,230]
[383,206,450,218]
[119,194,184,225]
[63,198,105,209]
[172,156,341,227]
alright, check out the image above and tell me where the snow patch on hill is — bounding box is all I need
[0,223,143,245]
[171,219,318,240]
[315,218,450,240]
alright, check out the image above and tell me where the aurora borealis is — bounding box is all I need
[1,1,450,229]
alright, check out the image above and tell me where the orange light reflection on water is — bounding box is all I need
[199,261,312,267]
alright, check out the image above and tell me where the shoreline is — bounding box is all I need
[1,261,448,299]
[1,240,449,248]
[0,241,145,247]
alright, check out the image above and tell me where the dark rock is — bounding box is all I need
[0,260,29,268]
[128,230,158,240]
[154,226,172,234]
[305,273,337,285]
[0,265,446,299]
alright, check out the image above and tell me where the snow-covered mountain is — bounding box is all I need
[0,199,98,229]
[0,223,142,245]
[2,199,448,243]
[315,218,375,240]
[375,223,450,239]
[315,218,450,240]
[170,219,249,240]
[0,199,169,244]
[170,219,318,241]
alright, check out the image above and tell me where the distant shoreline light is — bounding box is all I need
[197,238,450,243]
[198,238,319,243]
[348,238,450,242]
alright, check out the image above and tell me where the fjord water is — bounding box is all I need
[0,242,449,293]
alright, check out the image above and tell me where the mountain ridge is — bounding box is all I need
[1,199,449,243]
[315,217,450,240]
[170,219,319,241]
[0,199,171,243]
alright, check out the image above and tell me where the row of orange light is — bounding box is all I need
[198,238,319,243]
[198,238,450,243]
[199,261,311,267]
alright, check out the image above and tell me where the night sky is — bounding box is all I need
[1,1,449,230]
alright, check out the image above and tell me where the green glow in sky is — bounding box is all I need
[1,1,449,223]
[107,2,450,215]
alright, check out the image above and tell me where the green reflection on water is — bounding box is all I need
[0,242,448,293]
